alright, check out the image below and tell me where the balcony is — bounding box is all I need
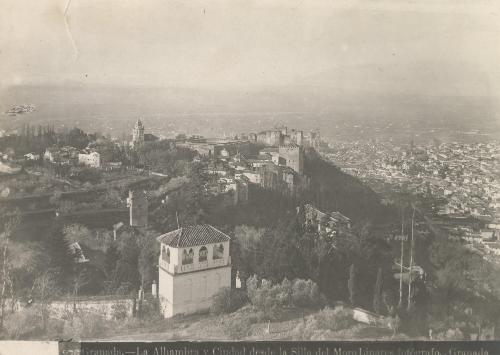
[159,256,231,275]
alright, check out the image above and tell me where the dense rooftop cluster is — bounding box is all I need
[323,139,500,262]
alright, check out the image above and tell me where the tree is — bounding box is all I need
[71,167,102,184]
[33,271,60,331]
[46,225,74,287]
[66,128,90,150]
[210,287,248,315]
[348,264,356,306]
[138,235,158,290]
[0,208,20,330]
[63,224,93,245]
[245,276,292,320]
[113,234,140,293]
[72,267,91,297]
[104,242,119,279]
[373,267,383,314]
[291,279,324,308]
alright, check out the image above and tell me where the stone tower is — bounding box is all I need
[279,143,304,175]
[132,118,145,147]
[127,189,148,227]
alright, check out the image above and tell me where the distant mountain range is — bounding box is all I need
[0,84,498,142]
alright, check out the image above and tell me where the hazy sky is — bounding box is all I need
[1,0,499,101]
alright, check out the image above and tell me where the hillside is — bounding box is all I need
[94,306,399,342]
[303,148,393,223]
[206,147,394,230]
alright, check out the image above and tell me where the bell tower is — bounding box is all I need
[132,118,145,147]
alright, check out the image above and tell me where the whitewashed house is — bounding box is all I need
[78,151,101,168]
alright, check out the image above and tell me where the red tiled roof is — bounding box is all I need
[157,224,231,247]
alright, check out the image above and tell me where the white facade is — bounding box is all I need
[78,151,101,168]
[243,171,261,184]
[44,149,55,162]
[24,153,39,160]
[158,235,231,318]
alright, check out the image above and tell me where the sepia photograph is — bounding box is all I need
[0,0,499,350]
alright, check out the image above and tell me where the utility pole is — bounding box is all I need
[407,206,416,311]
[398,208,405,308]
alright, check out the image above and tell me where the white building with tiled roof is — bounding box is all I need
[157,224,231,318]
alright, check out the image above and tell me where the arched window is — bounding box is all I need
[162,246,170,263]
[199,246,208,262]
[182,248,194,265]
[213,244,224,259]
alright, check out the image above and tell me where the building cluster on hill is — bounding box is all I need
[180,126,315,199]
[42,144,123,171]
[237,125,322,149]
[250,143,308,195]
[303,204,351,236]
[326,140,499,220]
[324,139,500,262]
[40,118,152,170]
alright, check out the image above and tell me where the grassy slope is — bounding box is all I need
[96,306,401,342]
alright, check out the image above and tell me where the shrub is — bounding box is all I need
[246,276,325,319]
[71,167,102,184]
[290,315,318,340]
[140,297,161,320]
[291,279,324,308]
[210,287,248,315]
[111,303,129,320]
[222,313,255,340]
[314,306,355,331]
[436,328,465,340]
[290,306,356,340]
[246,276,292,320]
[62,312,107,340]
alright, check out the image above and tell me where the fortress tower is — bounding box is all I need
[279,143,304,175]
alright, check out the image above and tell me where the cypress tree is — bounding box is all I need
[104,242,120,279]
[373,267,383,314]
[348,263,356,306]
[47,226,74,288]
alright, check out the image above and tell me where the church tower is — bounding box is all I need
[132,118,145,147]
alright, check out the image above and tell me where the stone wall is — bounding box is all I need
[50,296,135,320]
